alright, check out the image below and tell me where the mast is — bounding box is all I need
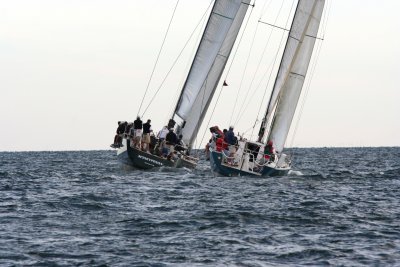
[171,0,250,147]
[257,0,301,143]
[258,0,325,152]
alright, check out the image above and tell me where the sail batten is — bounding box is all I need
[212,12,235,20]
[290,71,306,78]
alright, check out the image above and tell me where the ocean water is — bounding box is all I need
[0,147,399,266]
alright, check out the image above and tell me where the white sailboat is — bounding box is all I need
[115,0,251,169]
[210,0,326,176]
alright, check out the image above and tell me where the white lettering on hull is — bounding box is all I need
[137,154,164,166]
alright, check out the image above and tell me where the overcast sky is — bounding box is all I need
[1,0,399,152]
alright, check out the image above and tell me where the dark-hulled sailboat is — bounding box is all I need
[115,0,251,169]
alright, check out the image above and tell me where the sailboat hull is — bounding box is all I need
[210,150,290,177]
[117,139,196,169]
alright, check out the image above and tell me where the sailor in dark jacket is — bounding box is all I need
[133,116,143,130]
[131,116,143,149]
[111,121,126,148]
[224,126,237,160]
[142,119,152,152]
[165,128,178,161]
[165,128,178,153]
[166,129,178,145]
[224,126,236,145]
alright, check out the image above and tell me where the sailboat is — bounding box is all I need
[210,0,326,176]
[114,0,251,169]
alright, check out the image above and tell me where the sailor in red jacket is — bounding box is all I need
[264,140,276,161]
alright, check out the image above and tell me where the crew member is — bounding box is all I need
[142,119,152,152]
[224,126,237,163]
[175,134,186,153]
[165,128,178,154]
[132,116,143,149]
[264,140,276,162]
[111,121,126,148]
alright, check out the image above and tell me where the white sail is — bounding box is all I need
[267,0,325,152]
[173,0,247,144]
[180,0,251,146]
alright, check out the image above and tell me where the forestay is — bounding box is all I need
[265,0,325,153]
[173,0,250,147]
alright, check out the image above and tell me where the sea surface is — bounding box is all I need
[1,147,399,266]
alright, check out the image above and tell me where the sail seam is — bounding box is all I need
[289,35,301,42]
[305,34,324,40]
[211,11,234,21]
[217,53,228,59]
[289,71,306,78]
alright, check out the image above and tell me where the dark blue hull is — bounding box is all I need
[210,150,290,177]
[117,139,196,170]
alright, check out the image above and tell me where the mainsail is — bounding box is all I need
[261,0,325,152]
[173,0,251,147]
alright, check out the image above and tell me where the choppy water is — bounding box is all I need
[1,147,400,266]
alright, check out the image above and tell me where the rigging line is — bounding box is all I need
[228,23,260,127]
[268,0,317,150]
[193,79,208,155]
[289,38,323,158]
[235,0,295,128]
[197,1,257,149]
[141,1,214,118]
[258,20,289,32]
[251,0,297,142]
[289,0,332,161]
[321,0,332,39]
[248,118,262,140]
[227,0,259,127]
[248,1,295,138]
[247,54,277,138]
[260,0,273,19]
[197,82,224,150]
[242,120,262,136]
[233,0,286,127]
[261,0,302,144]
[166,4,209,122]
[259,23,325,40]
[137,0,180,117]
[288,0,331,153]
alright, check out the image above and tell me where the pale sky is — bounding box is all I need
[1,0,399,152]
